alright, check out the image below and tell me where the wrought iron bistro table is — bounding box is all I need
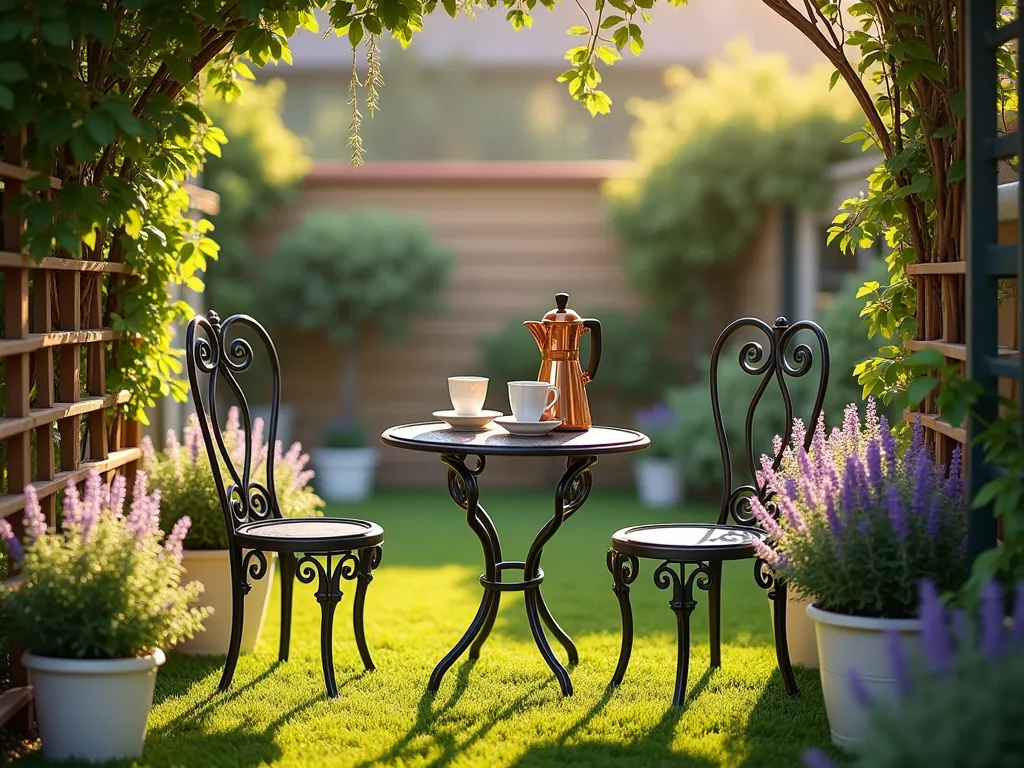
[381,421,649,696]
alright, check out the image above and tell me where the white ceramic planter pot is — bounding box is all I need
[314,447,377,502]
[768,590,819,669]
[807,603,921,748]
[24,649,165,762]
[174,549,275,656]
[634,458,682,508]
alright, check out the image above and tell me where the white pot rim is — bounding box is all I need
[806,602,921,631]
[23,648,166,675]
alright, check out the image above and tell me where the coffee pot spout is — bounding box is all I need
[523,320,548,351]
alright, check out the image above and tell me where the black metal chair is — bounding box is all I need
[606,316,828,706]
[185,311,384,698]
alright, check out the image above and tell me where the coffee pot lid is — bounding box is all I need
[542,293,582,322]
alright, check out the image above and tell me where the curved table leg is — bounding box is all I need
[430,455,500,692]
[536,589,578,666]
[520,455,598,695]
[469,509,504,660]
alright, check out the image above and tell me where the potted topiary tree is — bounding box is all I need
[144,408,323,655]
[259,208,454,502]
[0,472,207,762]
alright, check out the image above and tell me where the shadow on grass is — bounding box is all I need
[510,680,715,768]
[724,667,837,768]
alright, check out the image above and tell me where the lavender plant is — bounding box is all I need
[0,471,208,659]
[753,400,967,619]
[144,407,323,551]
[805,579,1024,768]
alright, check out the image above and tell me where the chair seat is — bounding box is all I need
[610,523,766,562]
[236,517,385,553]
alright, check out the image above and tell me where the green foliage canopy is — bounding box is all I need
[259,208,454,345]
[202,79,310,318]
[606,43,859,311]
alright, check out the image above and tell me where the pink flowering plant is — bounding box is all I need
[753,400,967,619]
[143,407,323,550]
[0,471,208,659]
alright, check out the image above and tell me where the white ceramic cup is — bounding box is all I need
[508,381,560,422]
[448,376,488,416]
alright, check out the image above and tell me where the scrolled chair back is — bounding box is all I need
[185,310,285,538]
[709,316,829,528]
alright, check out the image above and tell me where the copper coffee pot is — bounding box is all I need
[523,293,602,431]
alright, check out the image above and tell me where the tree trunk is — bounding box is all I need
[338,341,360,424]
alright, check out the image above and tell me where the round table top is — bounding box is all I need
[380,422,650,457]
[611,523,767,561]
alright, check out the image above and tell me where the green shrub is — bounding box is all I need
[145,408,323,551]
[259,208,454,442]
[478,306,676,414]
[606,42,859,313]
[0,472,207,659]
[669,263,896,496]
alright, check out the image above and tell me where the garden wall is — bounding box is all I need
[254,162,784,488]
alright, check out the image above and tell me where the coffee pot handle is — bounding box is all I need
[582,318,602,383]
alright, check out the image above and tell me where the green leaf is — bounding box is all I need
[829,69,841,90]
[904,348,946,368]
[905,375,938,407]
[612,26,629,50]
[842,131,867,144]
[600,14,624,28]
[84,112,116,146]
[349,19,364,46]
[0,83,12,110]
[596,45,621,65]
[40,20,71,46]
[566,24,590,35]
[123,208,143,239]
[0,61,27,82]
[947,159,965,183]
[856,281,880,298]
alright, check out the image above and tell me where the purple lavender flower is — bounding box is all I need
[751,497,782,537]
[802,749,836,768]
[0,519,23,562]
[885,629,912,698]
[184,416,203,467]
[784,477,799,502]
[842,402,860,447]
[865,396,878,436]
[824,493,844,538]
[61,480,83,530]
[925,496,941,539]
[164,515,191,562]
[917,580,952,674]
[21,485,47,540]
[109,475,127,519]
[865,438,882,497]
[911,455,932,522]
[886,484,908,540]
[879,414,896,471]
[80,471,103,539]
[778,494,808,534]
[846,667,874,707]
[635,403,675,430]
[142,435,157,468]
[840,455,859,515]
[946,446,963,501]
[979,580,1004,661]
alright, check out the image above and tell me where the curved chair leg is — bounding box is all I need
[708,560,723,668]
[772,580,800,696]
[607,550,638,688]
[353,546,381,672]
[655,561,711,708]
[220,547,247,693]
[319,595,341,698]
[279,552,296,662]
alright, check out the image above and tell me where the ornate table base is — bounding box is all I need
[429,453,597,696]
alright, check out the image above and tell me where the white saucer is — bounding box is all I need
[493,416,562,436]
[433,410,503,431]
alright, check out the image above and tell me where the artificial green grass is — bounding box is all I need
[12,489,844,767]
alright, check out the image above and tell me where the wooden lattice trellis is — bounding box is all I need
[0,129,171,730]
